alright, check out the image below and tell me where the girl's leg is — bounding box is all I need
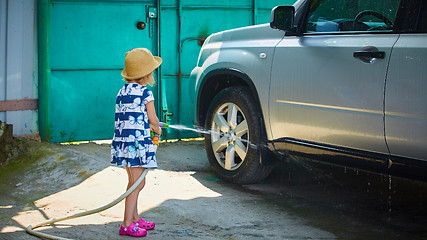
[123,167,146,227]
[126,167,146,223]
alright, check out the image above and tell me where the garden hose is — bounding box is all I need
[26,168,150,240]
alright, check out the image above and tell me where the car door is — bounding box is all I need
[269,0,400,154]
[385,2,427,161]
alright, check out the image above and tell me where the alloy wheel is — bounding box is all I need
[210,102,249,170]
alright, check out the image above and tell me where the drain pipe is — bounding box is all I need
[253,0,258,25]
[157,0,172,139]
[37,0,51,142]
[177,0,183,139]
[157,0,167,117]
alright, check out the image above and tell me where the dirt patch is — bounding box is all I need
[0,138,53,181]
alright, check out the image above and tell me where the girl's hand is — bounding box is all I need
[150,124,162,136]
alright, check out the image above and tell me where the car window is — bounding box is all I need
[305,0,400,33]
[417,1,427,32]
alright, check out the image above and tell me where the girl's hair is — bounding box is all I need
[124,72,156,86]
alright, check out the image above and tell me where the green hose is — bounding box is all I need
[26,168,150,240]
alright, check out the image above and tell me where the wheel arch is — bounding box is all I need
[197,68,263,129]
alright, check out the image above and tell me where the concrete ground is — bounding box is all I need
[1,139,426,239]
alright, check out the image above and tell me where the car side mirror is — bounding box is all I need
[270,6,295,32]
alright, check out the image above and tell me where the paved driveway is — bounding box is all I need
[0,139,426,239]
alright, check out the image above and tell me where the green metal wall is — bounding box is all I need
[38,0,295,142]
[39,0,159,142]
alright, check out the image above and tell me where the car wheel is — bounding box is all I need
[204,87,273,184]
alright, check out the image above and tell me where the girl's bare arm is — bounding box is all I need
[146,101,161,136]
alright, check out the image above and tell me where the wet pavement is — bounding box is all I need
[0,139,426,239]
[250,157,427,240]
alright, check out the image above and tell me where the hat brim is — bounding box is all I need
[121,56,162,80]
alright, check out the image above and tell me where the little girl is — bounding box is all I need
[111,48,162,237]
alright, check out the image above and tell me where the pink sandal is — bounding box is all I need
[119,222,147,237]
[135,218,155,230]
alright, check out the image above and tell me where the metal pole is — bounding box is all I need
[177,0,182,139]
[253,0,258,25]
[37,0,51,142]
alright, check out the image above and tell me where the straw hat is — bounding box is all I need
[121,48,162,80]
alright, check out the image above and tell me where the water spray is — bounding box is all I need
[168,124,259,149]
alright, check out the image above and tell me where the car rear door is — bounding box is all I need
[385,2,427,161]
[269,0,400,154]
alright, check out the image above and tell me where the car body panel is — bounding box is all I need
[385,34,427,161]
[269,34,399,155]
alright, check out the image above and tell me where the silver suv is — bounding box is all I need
[190,0,427,184]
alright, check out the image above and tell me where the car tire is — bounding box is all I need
[204,87,273,184]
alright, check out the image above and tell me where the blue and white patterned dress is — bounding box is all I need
[111,83,157,168]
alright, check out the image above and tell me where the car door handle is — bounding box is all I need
[353,46,385,63]
[353,51,385,59]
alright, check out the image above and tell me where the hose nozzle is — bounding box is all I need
[151,122,169,146]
